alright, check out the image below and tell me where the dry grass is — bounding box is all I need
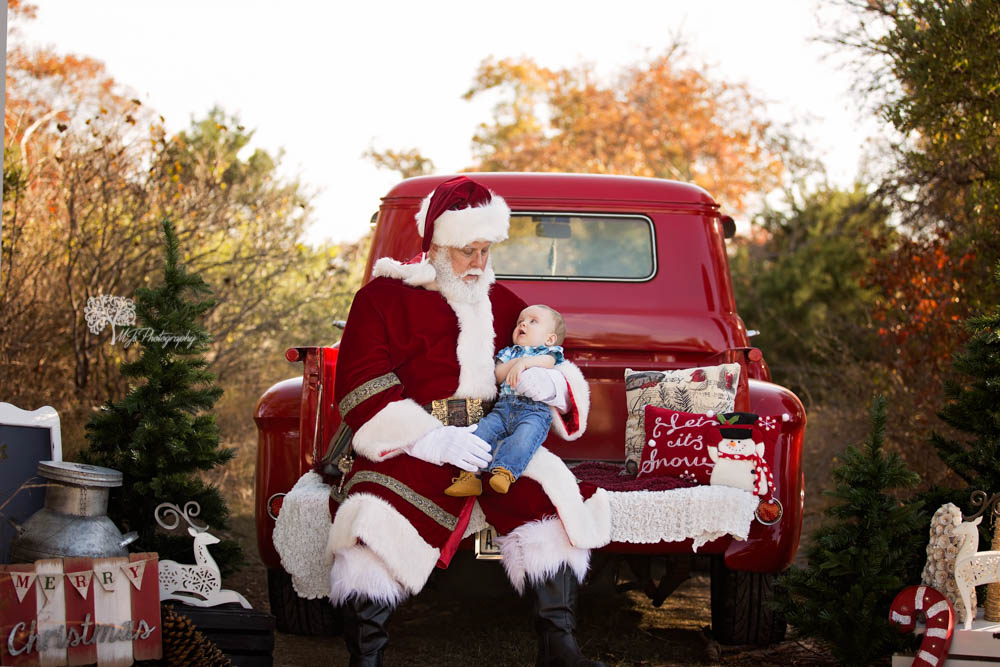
[210,435,257,518]
[222,516,838,667]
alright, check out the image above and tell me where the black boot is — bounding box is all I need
[342,596,392,667]
[532,566,606,667]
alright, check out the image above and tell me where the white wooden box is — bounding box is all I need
[893,608,1000,666]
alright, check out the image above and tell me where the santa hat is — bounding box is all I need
[414,176,510,252]
[372,176,509,287]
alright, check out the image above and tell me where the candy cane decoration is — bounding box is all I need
[889,585,955,667]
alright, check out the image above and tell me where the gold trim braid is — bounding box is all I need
[339,372,401,417]
[340,470,458,531]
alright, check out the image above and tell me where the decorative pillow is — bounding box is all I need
[639,405,785,524]
[624,364,740,470]
[709,411,783,524]
[708,411,777,494]
[636,405,788,526]
[638,405,718,483]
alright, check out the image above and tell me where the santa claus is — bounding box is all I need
[326,176,610,666]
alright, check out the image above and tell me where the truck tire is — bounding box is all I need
[267,567,342,636]
[709,557,786,646]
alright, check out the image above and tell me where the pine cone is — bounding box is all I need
[160,605,233,667]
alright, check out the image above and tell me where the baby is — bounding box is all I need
[445,304,566,496]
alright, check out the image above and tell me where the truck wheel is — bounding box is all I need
[267,567,342,636]
[709,557,786,646]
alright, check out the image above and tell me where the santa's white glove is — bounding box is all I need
[409,425,492,472]
[516,367,569,413]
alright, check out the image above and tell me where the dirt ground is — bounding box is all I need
[222,515,835,667]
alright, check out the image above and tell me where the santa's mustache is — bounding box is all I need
[462,268,484,278]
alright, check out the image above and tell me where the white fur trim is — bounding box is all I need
[521,447,611,549]
[496,517,591,595]
[368,260,498,401]
[329,544,407,606]
[273,471,336,599]
[449,297,499,399]
[327,492,440,596]
[372,255,437,286]
[549,360,590,441]
[416,192,510,247]
[352,398,443,461]
[607,485,759,550]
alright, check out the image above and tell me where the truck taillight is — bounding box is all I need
[267,493,286,520]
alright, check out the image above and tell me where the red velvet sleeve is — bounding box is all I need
[334,284,405,432]
[333,284,444,461]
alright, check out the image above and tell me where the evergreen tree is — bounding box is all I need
[83,219,242,572]
[729,184,893,399]
[775,395,924,665]
[930,263,1000,496]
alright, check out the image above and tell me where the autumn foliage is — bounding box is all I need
[836,0,1000,373]
[2,5,369,500]
[462,51,785,212]
[367,48,788,214]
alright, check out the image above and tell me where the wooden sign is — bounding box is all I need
[0,554,161,666]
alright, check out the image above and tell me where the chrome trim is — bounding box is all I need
[755,498,783,526]
[474,525,503,560]
[266,492,286,521]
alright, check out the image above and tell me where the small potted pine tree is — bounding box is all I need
[83,219,242,572]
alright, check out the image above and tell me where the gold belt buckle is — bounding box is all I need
[430,397,484,425]
[465,398,483,424]
[431,399,448,424]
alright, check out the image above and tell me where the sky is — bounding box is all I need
[14,0,879,245]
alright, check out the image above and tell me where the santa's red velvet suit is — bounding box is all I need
[278,176,610,667]
[328,269,610,602]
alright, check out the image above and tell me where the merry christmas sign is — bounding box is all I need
[0,554,161,666]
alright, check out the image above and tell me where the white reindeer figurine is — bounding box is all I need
[953,516,1000,629]
[156,503,251,609]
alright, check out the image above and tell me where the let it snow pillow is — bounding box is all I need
[638,405,718,482]
[624,364,740,471]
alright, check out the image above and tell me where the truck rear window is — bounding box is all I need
[492,213,655,281]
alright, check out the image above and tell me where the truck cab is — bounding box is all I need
[254,173,805,644]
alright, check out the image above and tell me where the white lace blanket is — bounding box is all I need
[606,485,760,550]
[273,472,759,598]
[273,471,335,599]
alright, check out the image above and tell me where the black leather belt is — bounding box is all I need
[422,398,495,426]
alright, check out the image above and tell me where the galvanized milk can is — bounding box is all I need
[9,461,138,562]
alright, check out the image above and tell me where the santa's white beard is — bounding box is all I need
[431,251,495,305]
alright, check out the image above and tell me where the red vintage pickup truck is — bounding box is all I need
[254,172,805,645]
